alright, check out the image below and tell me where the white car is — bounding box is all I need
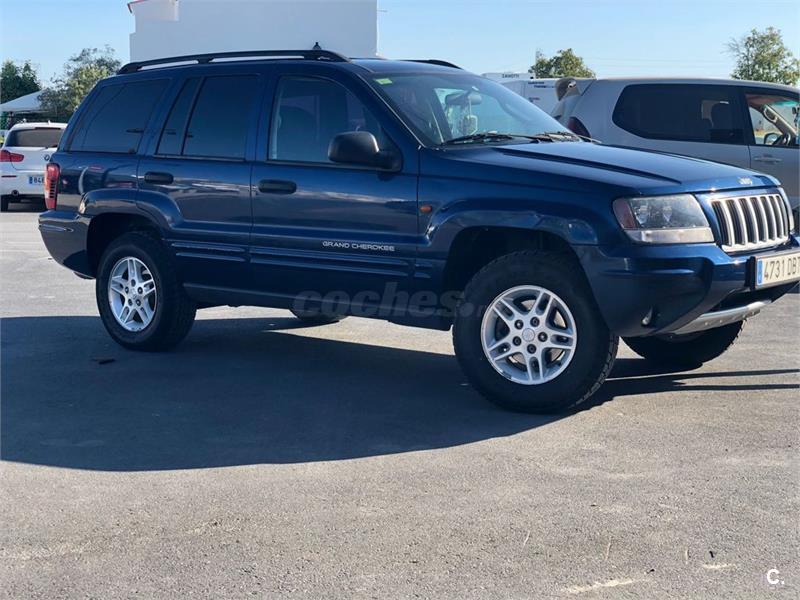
[551,78,799,216]
[1,122,67,211]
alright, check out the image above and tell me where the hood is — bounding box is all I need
[435,141,778,196]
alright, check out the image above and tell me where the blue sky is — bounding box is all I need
[1,0,798,83]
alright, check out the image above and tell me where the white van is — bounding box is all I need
[483,73,560,114]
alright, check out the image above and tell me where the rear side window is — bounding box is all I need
[613,84,745,144]
[70,79,168,153]
[6,128,63,148]
[182,75,259,159]
[157,78,202,156]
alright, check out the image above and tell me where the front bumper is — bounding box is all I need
[671,299,771,335]
[577,234,800,337]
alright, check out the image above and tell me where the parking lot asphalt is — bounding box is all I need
[1,204,798,599]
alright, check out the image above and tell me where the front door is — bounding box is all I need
[741,86,800,210]
[138,73,264,290]
[250,71,419,313]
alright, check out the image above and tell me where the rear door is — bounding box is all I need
[55,77,170,214]
[740,86,799,209]
[138,71,265,290]
[608,83,751,168]
[249,67,419,306]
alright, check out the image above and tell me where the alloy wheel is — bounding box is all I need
[480,285,577,385]
[107,256,157,332]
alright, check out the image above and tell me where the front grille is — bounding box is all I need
[710,193,791,253]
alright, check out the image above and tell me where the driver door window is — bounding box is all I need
[745,89,799,208]
[745,92,799,147]
[269,76,388,163]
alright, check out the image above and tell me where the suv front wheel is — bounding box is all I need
[453,251,618,414]
[96,232,196,351]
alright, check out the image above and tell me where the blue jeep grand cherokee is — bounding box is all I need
[39,50,800,413]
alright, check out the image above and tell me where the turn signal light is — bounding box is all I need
[44,163,60,210]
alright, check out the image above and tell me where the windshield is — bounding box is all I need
[369,72,571,146]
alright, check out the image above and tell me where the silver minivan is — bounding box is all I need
[551,78,799,214]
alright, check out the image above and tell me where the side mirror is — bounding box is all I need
[328,131,401,171]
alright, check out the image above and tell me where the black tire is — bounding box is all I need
[624,321,745,367]
[96,232,196,351]
[453,250,618,414]
[290,308,345,325]
[1,196,10,212]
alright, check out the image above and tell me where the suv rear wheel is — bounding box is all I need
[453,251,618,413]
[96,232,196,351]
[624,321,745,367]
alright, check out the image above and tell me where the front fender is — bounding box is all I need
[425,197,599,257]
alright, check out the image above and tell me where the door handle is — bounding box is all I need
[753,155,782,165]
[144,171,174,184]
[258,179,297,194]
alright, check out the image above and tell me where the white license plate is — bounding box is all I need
[755,251,800,289]
[28,175,43,185]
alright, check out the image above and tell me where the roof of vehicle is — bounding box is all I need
[350,58,463,74]
[7,122,67,131]
[569,76,798,93]
[115,50,464,78]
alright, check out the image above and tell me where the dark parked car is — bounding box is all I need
[39,50,800,413]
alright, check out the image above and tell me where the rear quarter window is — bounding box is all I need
[6,128,63,148]
[612,84,746,144]
[69,79,169,153]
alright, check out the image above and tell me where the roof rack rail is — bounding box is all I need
[118,49,350,75]
[406,59,462,70]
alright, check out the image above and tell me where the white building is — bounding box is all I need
[128,0,378,62]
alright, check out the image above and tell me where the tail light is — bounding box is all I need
[567,117,591,139]
[0,149,24,162]
[44,163,60,210]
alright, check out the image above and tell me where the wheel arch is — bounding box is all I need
[86,211,164,276]
[441,226,585,295]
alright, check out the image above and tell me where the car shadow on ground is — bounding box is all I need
[2,315,798,472]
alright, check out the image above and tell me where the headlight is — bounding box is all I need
[613,194,714,244]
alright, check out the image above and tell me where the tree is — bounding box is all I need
[529,48,595,79]
[728,27,800,85]
[39,47,121,122]
[0,60,41,104]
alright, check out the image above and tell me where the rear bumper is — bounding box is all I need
[1,170,45,197]
[38,210,92,276]
[577,234,800,337]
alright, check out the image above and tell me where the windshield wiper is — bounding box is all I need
[534,130,600,143]
[440,132,529,146]
[439,130,593,147]
[523,131,583,142]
